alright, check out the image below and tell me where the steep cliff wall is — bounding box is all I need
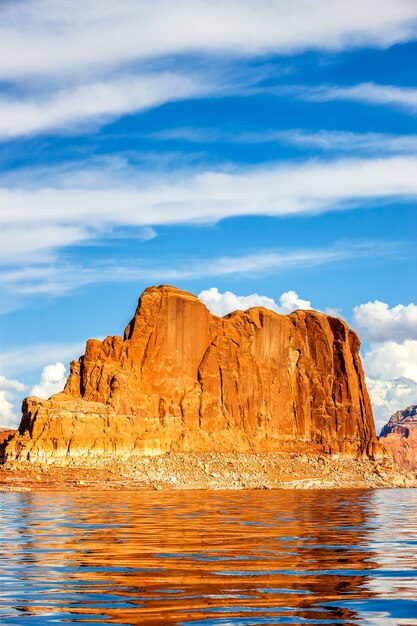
[2,285,382,463]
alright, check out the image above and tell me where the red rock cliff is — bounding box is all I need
[2,285,382,462]
[379,405,417,470]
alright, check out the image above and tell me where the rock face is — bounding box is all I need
[379,406,417,471]
[1,285,383,463]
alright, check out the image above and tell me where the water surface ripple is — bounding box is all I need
[1,489,416,625]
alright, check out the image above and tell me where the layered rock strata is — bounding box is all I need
[379,405,417,471]
[2,285,383,463]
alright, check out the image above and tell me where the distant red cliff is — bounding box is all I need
[379,406,417,471]
[2,285,383,463]
[0,429,16,446]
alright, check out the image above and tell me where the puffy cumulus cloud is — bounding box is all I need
[199,288,280,316]
[0,358,70,427]
[30,362,67,399]
[366,377,417,434]
[354,300,417,342]
[362,340,417,432]
[354,300,417,430]
[0,375,27,428]
[198,287,312,317]
[362,339,417,382]
[278,291,312,314]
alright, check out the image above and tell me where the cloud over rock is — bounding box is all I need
[198,287,311,317]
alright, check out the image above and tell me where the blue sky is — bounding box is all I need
[0,0,416,432]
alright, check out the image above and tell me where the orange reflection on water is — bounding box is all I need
[1,489,417,625]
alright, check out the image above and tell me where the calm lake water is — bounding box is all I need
[0,489,416,625]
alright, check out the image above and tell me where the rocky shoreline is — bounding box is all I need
[1,451,415,492]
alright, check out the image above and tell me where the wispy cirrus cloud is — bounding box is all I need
[151,127,417,154]
[0,73,207,139]
[0,241,404,313]
[1,1,416,82]
[1,155,417,266]
[0,1,416,139]
[0,343,85,377]
[274,129,417,152]
[304,82,417,113]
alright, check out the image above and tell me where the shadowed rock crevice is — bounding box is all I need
[1,285,383,463]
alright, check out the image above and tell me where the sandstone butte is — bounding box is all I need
[1,285,385,464]
[379,405,417,471]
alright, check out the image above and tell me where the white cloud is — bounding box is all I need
[0,72,205,139]
[0,349,79,428]
[272,129,417,153]
[366,377,417,434]
[0,241,394,312]
[1,156,416,266]
[362,339,417,382]
[1,1,416,82]
[0,2,414,139]
[362,339,417,432]
[307,82,417,112]
[152,128,417,155]
[30,362,67,399]
[198,287,312,316]
[0,375,27,429]
[0,362,69,427]
[354,301,417,342]
[0,342,84,376]
[278,291,312,314]
[0,224,90,266]
[324,307,343,318]
[0,375,26,394]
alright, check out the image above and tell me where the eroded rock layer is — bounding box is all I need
[2,285,383,462]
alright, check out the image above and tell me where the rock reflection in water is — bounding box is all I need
[1,489,417,625]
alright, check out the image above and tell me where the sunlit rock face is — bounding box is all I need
[379,406,417,471]
[2,285,382,463]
